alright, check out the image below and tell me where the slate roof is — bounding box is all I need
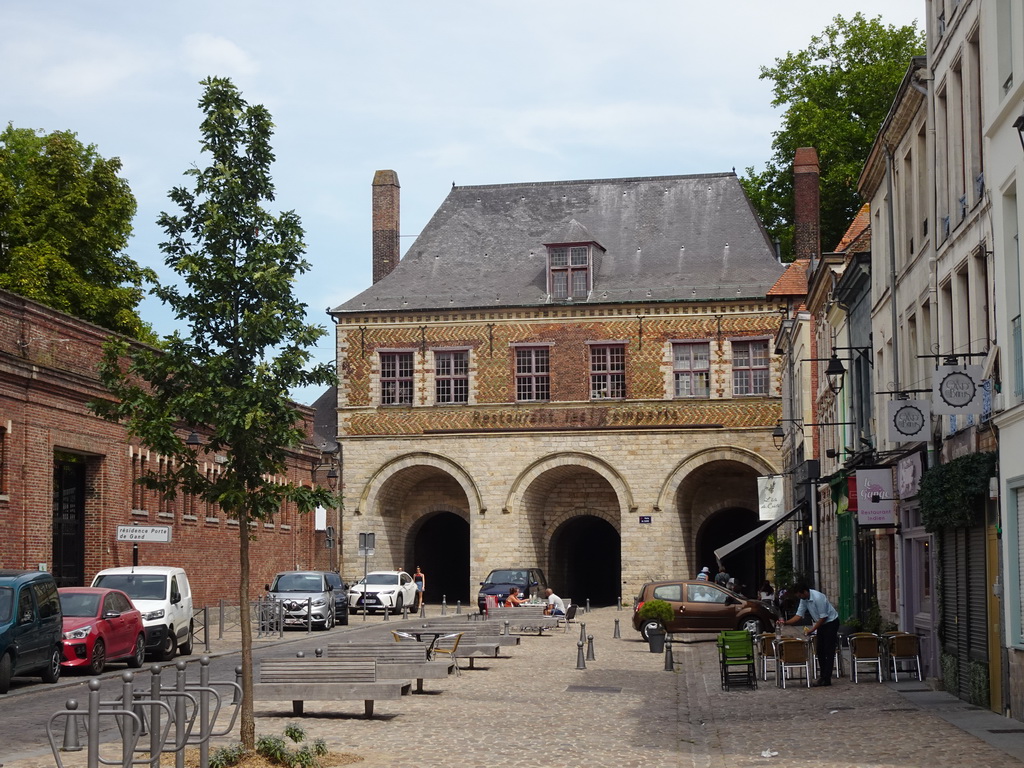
[333,173,784,313]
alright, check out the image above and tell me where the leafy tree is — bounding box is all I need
[741,13,924,258]
[94,77,336,749]
[0,125,155,339]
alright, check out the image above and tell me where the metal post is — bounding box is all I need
[456,600,461,615]
[307,597,313,633]
[617,596,622,611]
[149,665,162,759]
[120,672,135,768]
[586,599,591,614]
[575,641,586,669]
[503,620,510,636]
[60,699,82,752]
[315,648,323,658]
[278,600,284,638]
[199,656,211,768]
[613,618,621,639]
[441,595,447,616]
[419,600,426,618]
[174,662,187,768]
[664,640,674,671]
[87,679,101,768]
[579,622,586,644]
[218,599,224,640]
[203,606,210,653]
[233,666,243,705]
[383,602,390,622]
[586,634,595,661]
[402,606,408,620]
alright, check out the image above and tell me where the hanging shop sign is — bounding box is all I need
[897,452,925,500]
[932,364,985,415]
[757,475,785,521]
[855,467,896,527]
[887,399,930,443]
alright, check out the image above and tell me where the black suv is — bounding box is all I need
[322,571,349,626]
[0,570,63,693]
[477,568,548,613]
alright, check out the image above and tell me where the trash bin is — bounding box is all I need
[647,627,666,654]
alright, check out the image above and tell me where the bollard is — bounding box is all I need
[456,600,462,615]
[576,641,586,670]
[199,656,211,768]
[132,695,148,737]
[617,596,622,612]
[296,650,305,657]
[175,661,188,768]
[503,620,510,637]
[384,602,390,622]
[315,648,323,658]
[233,666,244,705]
[419,600,426,618]
[219,598,225,639]
[403,606,409,620]
[307,597,313,633]
[613,618,621,639]
[579,622,586,644]
[586,599,591,614]
[586,634,595,661]
[149,664,163,759]
[203,606,210,653]
[60,699,82,752]
[88,678,102,765]
[664,640,674,671]
[441,596,447,616]
[120,672,135,768]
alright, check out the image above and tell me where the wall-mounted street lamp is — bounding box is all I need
[1014,112,1024,153]
[772,418,803,450]
[805,345,873,395]
[185,431,203,446]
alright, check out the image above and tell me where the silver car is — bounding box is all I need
[265,571,336,630]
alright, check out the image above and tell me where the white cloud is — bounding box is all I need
[181,34,258,79]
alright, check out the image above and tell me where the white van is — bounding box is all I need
[91,566,193,661]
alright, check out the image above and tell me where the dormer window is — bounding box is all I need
[548,245,591,299]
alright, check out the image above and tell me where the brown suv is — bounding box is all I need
[632,579,779,639]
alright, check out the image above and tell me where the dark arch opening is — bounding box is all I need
[412,512,470,605]
[696,507,760,597]
[548,516,620,607]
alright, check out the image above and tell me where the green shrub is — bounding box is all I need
[636,598,673,627]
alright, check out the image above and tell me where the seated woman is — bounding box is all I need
[504,586,526,606]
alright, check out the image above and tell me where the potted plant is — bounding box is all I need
[637,599,673,653]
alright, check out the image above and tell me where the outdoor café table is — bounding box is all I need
[409,630,450,658]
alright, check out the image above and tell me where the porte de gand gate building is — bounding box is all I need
[328,171,788,607]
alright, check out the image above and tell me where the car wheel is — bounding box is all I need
[178,622,194,656]
[88,639,107,676]
[640,620,661,642]
[321,611,334,631]
[392,594,404,616]
[739,616,764,635]
[127,634,146,668]
[0,653,12,694]
[41,647,62,684]
[158,629,177,661]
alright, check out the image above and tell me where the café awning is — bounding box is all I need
[714,504,804,565]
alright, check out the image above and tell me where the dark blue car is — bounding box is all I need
[477,568,548,613]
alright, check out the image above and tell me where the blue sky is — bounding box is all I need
[2,1,923,404]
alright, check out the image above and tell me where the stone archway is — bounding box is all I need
[410,511,470,605]
[548,514,621,607]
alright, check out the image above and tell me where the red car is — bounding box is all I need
[58,587,146,674]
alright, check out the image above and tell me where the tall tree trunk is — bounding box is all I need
[238,513,255,749]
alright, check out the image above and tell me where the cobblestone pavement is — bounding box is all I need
[6,608,1024,767]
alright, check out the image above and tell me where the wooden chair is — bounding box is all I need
[887,633,922,681]
[849,632,883,683]
[776,638,811,688]
[757,634,778,680]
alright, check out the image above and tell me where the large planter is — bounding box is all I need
[647,626,666,654]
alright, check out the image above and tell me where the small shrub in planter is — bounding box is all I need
[637,598,673,627]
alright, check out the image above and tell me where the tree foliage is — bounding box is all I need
[0,124,155,339]
[93,77,336,748]
[741,13,924,258]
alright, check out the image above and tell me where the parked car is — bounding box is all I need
[322,571,349,626]
[58,587,146,674]
[348,571,417,615]
[265,571,337,630]
[632,579,780,639]
[476,568,548,613]
[0,570,63,694]
[91,566,193,661]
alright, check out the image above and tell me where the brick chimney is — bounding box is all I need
[372,170,400,284]
[793,147,820,264]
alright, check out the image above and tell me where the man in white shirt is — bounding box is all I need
[778,582,841,687]
[543,588,566,616]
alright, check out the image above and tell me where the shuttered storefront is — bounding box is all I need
[940,522,988,702]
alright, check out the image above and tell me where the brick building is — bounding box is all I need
[0,289,326,608]
[328,171,787,606]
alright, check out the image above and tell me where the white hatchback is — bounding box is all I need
[348,571,418,615]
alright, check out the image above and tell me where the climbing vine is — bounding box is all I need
[919,451,996,532]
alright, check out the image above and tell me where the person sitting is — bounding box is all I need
[543,588,566,616]
[504,586,526,607]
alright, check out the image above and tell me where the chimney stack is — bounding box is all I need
[372,170,400,284]
[793,148,820,266]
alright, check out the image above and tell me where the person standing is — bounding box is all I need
[714,567,730,587]
[778,582,840,687]
[697,566,710,581]
[413,566,425,610]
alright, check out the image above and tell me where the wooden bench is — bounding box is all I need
[327,643,454,693]
[254,657,411,717]
[412,627,503,668]
[486,606,560,635]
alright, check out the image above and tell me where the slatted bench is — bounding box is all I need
[254,657,411,717]
[412,627,503,668]
[486,606,560,635]
[327,643,455,693]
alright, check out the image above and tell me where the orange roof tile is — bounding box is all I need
[767,258,809,297]
[834,204,870,252]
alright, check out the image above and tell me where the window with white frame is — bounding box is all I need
[673,342,710,397]
[380,351,414,405]
[732,340,769,396]
[515,347,550,401]
[590,345,625,399]
[548,246,590,299]
[435,350,469,404]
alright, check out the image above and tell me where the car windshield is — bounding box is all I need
[0,587,12,624]
[271,574,324,592]
[485,570,528,586]
[94,574,167,601]
[60,592,101,618]
[362,574,399,586]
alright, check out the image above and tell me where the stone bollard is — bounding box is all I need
[403,606,409,620]
[664,640,674,672]
[60,699,82,752]
[613,618,621,639]
[579,622,586,644]
[503,620,510,636]
[456,600,462,615]
[586,599,591,614]
[586,634,596,661]
[441,596,448,616]
[420,600,427,618]
[384,603,390,621]
[576,641,586,670]
[617,596,622,612]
